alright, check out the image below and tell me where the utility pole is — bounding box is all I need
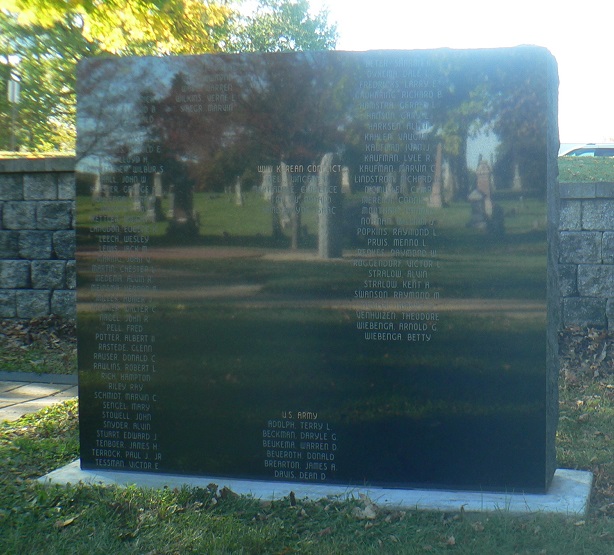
[7,77,20,151]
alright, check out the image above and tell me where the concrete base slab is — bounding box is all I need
[41,462,592,516]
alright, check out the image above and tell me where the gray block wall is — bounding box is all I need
[1,158,612,328]
[0,157,76,319]
[559,182,614,329]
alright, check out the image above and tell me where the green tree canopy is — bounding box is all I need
[229,0,336,52]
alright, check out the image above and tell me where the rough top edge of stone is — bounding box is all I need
[78,45,559,69]
[0,157,76,174]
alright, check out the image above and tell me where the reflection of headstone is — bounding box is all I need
[443,160,454,203]
[278,162,292,229]
[261,166,273,200]
[154,172,163,198]
[428,143,443,208]
[512,163,523,191]
[147,173,165,222]
[468,188,487,229]
[384,175,397,200]
[146,195,156,222]
[93,174,102,198]
[132,182,143,211]
[318,153,343,259]
[167,185,175,219]
[399,166,409,195]
[476,158,493,217]
[341,166,350,193]
[234,176,244,206]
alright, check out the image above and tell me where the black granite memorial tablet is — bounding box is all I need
[76,48,558,492]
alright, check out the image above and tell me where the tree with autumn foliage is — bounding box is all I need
[0,0,337,151]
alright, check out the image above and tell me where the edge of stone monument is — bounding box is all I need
[40,462,592,516]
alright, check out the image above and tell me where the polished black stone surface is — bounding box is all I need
[76,48,558,492]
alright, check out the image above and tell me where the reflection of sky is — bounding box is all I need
[467,130,500,170]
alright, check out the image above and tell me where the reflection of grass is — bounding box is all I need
[77,190,546,247]
[150,248,545,300]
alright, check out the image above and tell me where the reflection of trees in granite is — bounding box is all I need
[77,50,551,243]
[430,48,549,201]
[130,54,357,248]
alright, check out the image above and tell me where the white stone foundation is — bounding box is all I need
[40,462,592,516]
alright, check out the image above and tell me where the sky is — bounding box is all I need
[308,0,614,144]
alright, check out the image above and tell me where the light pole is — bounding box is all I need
[7,77,20,151]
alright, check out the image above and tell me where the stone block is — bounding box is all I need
[559,183,595,200]
[595,182,614,198]
[65,260,76,289]
[3,201,36,230]
[604,233,614,264]
[58,173,76,200]
[53,230,76,259]
[0,260,30,288]
[0,290,16,318]
[559,200,581,231]
[16,290,50,318]
[31,260,66,289]
[24,173,57,200]
[558,264,577,297]
[0,174,23,201]
[559,232,601,264]
[0,230,19,258]
[19,230,53,260]
[607,299,614,330]
[51,290,76,318]
[577,264,614,297]
[582,199,614,231]
[563,297,607,328]
[37,201,73,230]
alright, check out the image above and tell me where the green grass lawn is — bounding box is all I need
[1,363,614,554]
[558,156,614,182]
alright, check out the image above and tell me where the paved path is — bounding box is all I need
[0,371,77,423]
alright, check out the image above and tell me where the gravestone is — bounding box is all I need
[76,47,558,493]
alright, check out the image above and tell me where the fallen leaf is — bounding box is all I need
[352,503,378,520]
[54,516,77,529]
[471,521,485,532]
[219,487,238,500]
